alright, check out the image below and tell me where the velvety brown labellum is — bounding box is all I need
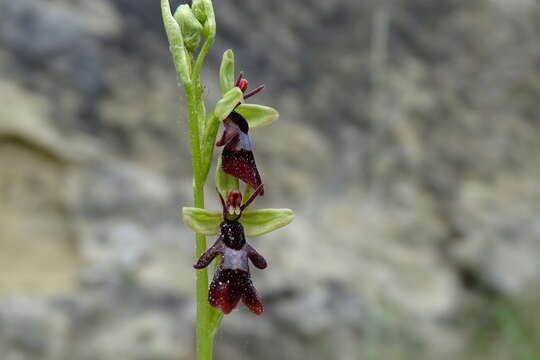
[216,111,264,195]
[209,268,263,315]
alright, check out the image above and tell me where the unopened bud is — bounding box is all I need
[191,0,207,24]
[192,0,215,40]
[174,4,203,52]
[160,0,190,84]
[219,49,235,95]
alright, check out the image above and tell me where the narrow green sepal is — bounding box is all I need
[214,87,243,120]
[215,158,239,198]
[219,50,235,95]
[174,4,203,53]
[183,207,221,235]
[236,104,279,129]
[240,209,295,237]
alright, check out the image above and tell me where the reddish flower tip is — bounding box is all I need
[234,71,264,100]
[226,190,243,214]
[235,72,244,87]
[238,79,249,93]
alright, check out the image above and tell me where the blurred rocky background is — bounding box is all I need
[1,0,540,359]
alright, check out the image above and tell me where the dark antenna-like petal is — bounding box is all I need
[243,84,265,99]
[240,184,264,211]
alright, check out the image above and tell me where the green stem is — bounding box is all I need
[193,36,213,143]
[193,36,214,83]
[201,113,220,180]
[185,84,215,360]
[185,86,203,181]
[161,1,220,358]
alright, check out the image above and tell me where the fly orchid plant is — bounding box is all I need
[160,1,294,359]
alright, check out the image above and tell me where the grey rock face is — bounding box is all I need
[0,0,539,359]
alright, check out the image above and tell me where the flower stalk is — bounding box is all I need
[161,1,293,358]
[161,1,219,358]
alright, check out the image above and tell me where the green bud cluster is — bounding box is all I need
[161,0,216,86]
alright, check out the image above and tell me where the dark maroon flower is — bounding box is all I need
[193,186,267,315]
[216,72,265,195]
[216,112,264,194]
